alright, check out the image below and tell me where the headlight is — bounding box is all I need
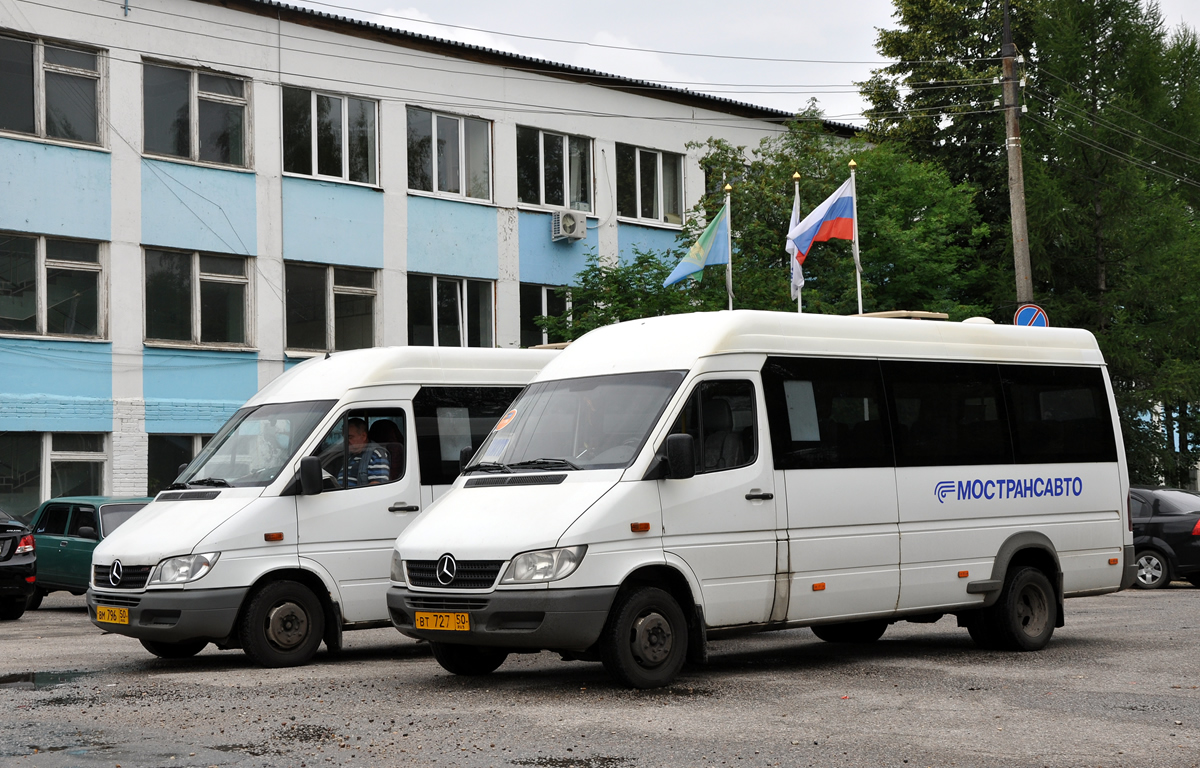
[500,546,586,584]
[390,551,405,583]
[149,553,219,585]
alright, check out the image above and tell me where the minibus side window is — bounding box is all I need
[413,386,524,485]
[668,380,757,473]
[761,357,892,470]
[882,361,1013,467]
[311,408,408,489]
[999,365,1117,464]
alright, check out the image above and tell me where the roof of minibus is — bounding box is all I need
[535,310,1106,381]
[248,347,558,405]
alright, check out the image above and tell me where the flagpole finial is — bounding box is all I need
[848,159,857,169]
[723,183,732,192]
[792,172,801,180]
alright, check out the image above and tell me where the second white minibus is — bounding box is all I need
[387,311,1134,688]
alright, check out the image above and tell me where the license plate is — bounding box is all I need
[96,606,129,625]
[414,611,470,631]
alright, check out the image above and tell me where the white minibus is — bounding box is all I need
[88,347,556,666]
[387,310,1135,688]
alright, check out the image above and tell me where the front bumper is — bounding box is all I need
[87,586,249,642]
[387,585,618,652]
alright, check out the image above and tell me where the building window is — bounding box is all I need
[0,34,101,145]
[408,275,493,348]
[147,434,210,496]
[616,143,683,225]
[144,250,250,345]
[284,262,375,352]
[519,283,567,348]
[0,232,103,338]
[516,127,591,211]
[406,107,490,200]
[282,86,377,184]
[143,62,247,166]
[0,432,107,517]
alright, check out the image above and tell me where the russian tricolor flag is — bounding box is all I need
[786,177,855,265]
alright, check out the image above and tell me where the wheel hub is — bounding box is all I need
[266,601,309,649]
[1014,585,1048,637]
[1137,555,1163,585]
[631,612,673,666]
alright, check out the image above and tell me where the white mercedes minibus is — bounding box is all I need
[387,311,1134,688]
[88,347,556,666]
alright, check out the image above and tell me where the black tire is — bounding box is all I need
[238,580,325,668]
[1134,550,1170,589]
[429,643,509,676]
[139,638,209,659]
[980,566,1057,651]
[0,597,27,621]
[599,587,688,689]
[25,589,44,611]
[811,620,888,644]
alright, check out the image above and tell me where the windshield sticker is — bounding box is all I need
[481,437,509,462]
[496,409,517,430]
[935,477,1083,503]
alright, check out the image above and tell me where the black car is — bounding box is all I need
[1131,487,1200,589]
[0,509,36,620]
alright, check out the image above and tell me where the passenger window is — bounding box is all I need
[1000,364,1117,464]
[669,380,757,473]
[761,357,892,470]
[36,504,69,535]
[413,386,524,485]
[883,361,1012,467]
[68,505,97,538]
[311,408,408,490]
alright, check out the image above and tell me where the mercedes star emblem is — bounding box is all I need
[436,554,457,586]
[109,560,124,586]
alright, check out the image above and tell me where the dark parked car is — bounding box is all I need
[25,497,152,609]
[1130,487,1200,589]
[0,509,36,620]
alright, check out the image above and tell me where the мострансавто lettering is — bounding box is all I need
[934,477,1083,503]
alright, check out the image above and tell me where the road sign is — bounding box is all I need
[1014,304,1049,327]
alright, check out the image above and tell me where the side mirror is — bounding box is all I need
[459,446,475,473]
[77,526,98,540]
[299,456,323,496]
[665,434,696,480]
[177,463,188,477]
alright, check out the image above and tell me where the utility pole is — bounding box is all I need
[1003,0,1033,303]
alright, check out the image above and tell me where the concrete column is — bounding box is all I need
[255,80,286,388]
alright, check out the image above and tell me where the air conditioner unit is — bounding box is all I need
[551,210,587,241]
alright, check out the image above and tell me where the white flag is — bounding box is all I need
[786,186,803,298]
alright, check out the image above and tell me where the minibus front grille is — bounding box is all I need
[406,560,504,589]
[93,594,141,608]
[93,564,153,590]
[157,490,221,501]
[464,474,566,487]
[406,596,490,611]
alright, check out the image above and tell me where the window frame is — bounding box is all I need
[280,86,378,186]
[44,432,108,499]
[407,274,495,348]
[283,262,378,353]
[406,106,493,202]
[519,282,569,348]
[616,142,684,227]
[143,248,253,348]
[0,231,106,339]
[142,60,250,168]
[0,33,105,148]
[516,126,593,212]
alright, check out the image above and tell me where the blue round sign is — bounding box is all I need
[1014,304,1049,327]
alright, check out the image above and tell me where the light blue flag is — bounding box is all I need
[663,204,730,286]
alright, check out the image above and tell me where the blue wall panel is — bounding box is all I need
[0,138,110,240]
[282,177,383,268]
[406,196,497,278]
[617,223,682,264]
[143,348,259,434]
[142,160,256,255]
[517,211,597,286]
[0,339,112,431]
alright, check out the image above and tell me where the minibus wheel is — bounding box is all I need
[600,587,688,689]
[429,643,509,676]
[811,620,888,643]
[978,566,1056,652]
[140,639,209,659]
[239,580,326,667]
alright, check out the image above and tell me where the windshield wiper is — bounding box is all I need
[165,482,190,490]
[507,457,582,471]
[187,477,231,487]
[464,461,512,474]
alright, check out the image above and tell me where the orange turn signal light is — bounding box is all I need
[1109,558,1119,565]
[631,522,650,533]
[958,570,969,578]
[812,582,826,591]
[264,532,284,542]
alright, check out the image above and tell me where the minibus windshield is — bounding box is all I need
[468,371,685,471]
[178,400,336,488]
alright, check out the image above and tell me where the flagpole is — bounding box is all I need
[793,174,802,313]
[849,159,863,315]
[724,183,733,311]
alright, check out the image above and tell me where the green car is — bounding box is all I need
[25,496,152,609]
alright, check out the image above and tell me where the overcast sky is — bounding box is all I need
[293,0,1197,126]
